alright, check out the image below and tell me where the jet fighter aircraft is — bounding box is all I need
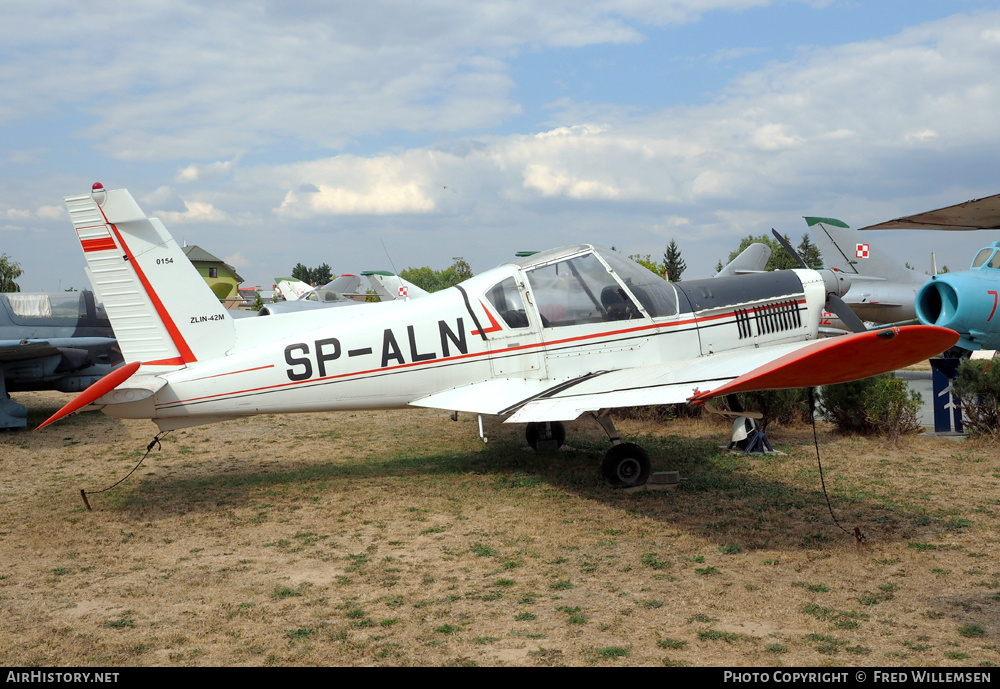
[0,290,121,427]
[806,216,929,331]
[41,185,958,488]
[858,192,1000,352]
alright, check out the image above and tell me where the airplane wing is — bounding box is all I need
[410,325,956,423]
[859,193,1000,231]
[0,337,117,363]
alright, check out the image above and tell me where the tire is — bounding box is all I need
[525,421,566,450]
[601,443,651,488]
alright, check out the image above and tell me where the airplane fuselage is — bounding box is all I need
[101,259,829,431]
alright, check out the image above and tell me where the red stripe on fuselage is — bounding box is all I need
[155,299,808,409]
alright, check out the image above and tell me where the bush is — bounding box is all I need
[616,404,704,421]
[819,374,922,441]
[952,359,1000,437]
[735,389,810,433]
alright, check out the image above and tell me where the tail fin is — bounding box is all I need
[274,278,312,301]
[806,217,926,285]
[362,271,430,301]
[64,184,235,366]
[715,243,771,277]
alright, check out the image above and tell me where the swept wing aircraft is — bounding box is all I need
[857,192,1000,352]
[806,216,929,331]
[41,184,957,488]
[0,290,122,428]
[916,242,1000,351]
[263,273,427,315]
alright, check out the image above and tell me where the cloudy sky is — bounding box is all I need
[3,0,1000,292]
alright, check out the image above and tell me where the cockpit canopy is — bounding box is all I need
[970,242,1000,271]
[489,245,679,329]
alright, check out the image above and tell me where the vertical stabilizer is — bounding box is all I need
[65,185,235,366]
[805,217,925,285]
[362,271,430,301]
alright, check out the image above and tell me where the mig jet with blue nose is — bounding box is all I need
[858,192,1000,352]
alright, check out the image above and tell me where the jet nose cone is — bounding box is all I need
[915,277,959,328]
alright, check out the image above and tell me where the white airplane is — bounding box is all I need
[41,184,958,488]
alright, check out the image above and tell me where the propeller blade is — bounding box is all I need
[771,229,808,269]
[827,294,868,333]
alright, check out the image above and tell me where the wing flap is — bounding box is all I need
[410,378,571,415]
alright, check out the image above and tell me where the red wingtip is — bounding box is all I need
[35,361,141,430]
[688,325,958,404]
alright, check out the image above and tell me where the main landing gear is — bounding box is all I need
[592,408,650,488]
[525,411,652,488]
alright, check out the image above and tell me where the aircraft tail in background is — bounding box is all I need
[806,216,926,285]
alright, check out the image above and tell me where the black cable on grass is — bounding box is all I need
[807,387,865,546]
[80,432,166,511]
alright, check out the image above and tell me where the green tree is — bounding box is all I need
[399,257,474,293]
[0,253,22,292]
[290,262,334,285]
[796,233,822,268]
[727,234,801,272]
[291,262,311,284]
[663,239,686,282]
[628,253,665,277]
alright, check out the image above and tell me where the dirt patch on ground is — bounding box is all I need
[1,391,998,666]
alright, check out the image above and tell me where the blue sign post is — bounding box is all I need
[930,358,963,434]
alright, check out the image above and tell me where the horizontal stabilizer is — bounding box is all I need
[36,361,141,430]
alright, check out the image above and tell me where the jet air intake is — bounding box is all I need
[915,273,993,351]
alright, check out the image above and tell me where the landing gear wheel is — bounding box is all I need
[525,421,566,450]
[601,443,651,488]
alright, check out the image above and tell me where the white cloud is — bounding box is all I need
[273,154,439,216]
[224,251,249,269]
[158,200,229,224]
[4,209,31,221]
[175,161,235,184]
[35,205,64,221]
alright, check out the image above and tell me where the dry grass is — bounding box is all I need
[1,391,999,667]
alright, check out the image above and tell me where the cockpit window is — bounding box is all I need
[526,253,641,326]
[989,253,1000,270]
[973,248,994,269]
[6,293,90,319]
[597,250,679,318]
[305,289,344,302]
[485,276,529,328]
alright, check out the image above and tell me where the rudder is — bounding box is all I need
[65,184,235,366]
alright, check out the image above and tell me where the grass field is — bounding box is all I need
[1,391,998,666]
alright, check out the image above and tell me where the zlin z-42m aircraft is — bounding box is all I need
[40,184,958,488]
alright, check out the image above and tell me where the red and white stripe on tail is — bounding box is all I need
[65,184,235,367]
